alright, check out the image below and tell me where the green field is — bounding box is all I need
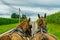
[0,23,60,40]
[46,11,60,40]
[0,18,18,25]
[0,23,18,34]
[47,23,60,40]
[47,11,60,24]
[0,18,24,25]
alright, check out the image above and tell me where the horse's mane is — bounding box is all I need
[38,18,43,26]
[38,17,46,26]
[17,19,28,28]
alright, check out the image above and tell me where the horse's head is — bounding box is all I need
[17,18,32,32]
[37,13,46,29]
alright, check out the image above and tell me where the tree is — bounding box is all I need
[11,13,20,18]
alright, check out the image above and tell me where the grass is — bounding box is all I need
[0,23,18,34]
[47,23,60,40]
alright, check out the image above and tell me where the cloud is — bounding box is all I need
[13,6,60,14]
[0,0,60,19]
[0,15,10,18]
[0,5,9,13]
[1,0,60,7]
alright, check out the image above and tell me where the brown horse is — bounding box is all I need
[37,13,47,33]
[31,13,57,40]
[0,18,32,40]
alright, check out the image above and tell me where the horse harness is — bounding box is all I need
[9,27,30,40]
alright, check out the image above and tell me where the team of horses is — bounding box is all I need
[0,14,57,40]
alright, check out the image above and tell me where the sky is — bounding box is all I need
[0,0,60,21]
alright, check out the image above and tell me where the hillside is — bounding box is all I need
[47,11,60,24]
[46,11,60,40]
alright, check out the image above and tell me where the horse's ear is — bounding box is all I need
[38,14,40,18]
[28,18,30,23]
[44,13,46,18]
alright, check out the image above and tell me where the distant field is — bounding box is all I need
[47,23,60,40]
[0,23,18,34]
[0,18,24,25]
[0,18,18,25]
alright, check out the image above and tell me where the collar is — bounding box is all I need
[15,28,29,37]
[15,29,26,36]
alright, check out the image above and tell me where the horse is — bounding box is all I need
[0,18,32,40]
[31,13,57,40]
[37,13,47,33]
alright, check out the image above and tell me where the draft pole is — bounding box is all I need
[19,8,20,24]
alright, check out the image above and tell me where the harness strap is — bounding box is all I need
[9,29,25,39]
[16,32,24,40]
[15,29,31,40]
[15,29,25,36]
[9,26,30,40]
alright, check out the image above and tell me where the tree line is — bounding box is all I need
[11,13,27,19]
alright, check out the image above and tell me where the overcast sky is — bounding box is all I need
[0,0,60,21]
